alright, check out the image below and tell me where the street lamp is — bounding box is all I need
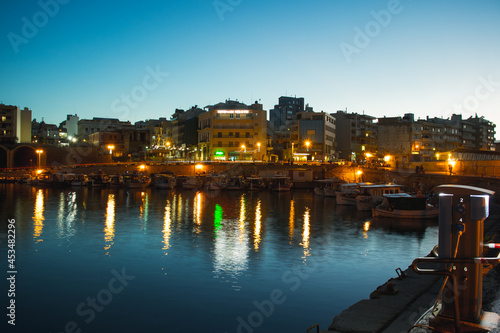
[305,141,311,152]
[108,145,114,155]
[36,149,43,169]
[257,142,261,152]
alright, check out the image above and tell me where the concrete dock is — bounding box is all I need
[322,203,500,333]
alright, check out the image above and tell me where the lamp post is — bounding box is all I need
[36,149,43,169]
[305,141,311,152]
[241,145,246,161]
[291,142,294,161]
[108,145,114,155]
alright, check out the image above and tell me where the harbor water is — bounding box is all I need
[0,184,438,332]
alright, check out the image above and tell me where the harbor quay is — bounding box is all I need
[3,161,500,193]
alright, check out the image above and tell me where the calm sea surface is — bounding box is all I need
[0,184,438,333]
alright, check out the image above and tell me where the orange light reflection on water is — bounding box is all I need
[104,194,115,253]
[33,189,45,243]
[254,199,262,251]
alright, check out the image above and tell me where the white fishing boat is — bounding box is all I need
[356,183,404,211]
[154,172,176,189]
[372,193,439,219]
[335,183,366,205]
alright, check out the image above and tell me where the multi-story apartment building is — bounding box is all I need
[198,100,267,161]
[0,104,32,144]
[60,114,79,140]
[269,96,305,131]
[170,106,205,159]
[90,128,149,158]
[333,110,376,162]
[78,117,132,142]
[288,111,336,161]
[378,113,496,165]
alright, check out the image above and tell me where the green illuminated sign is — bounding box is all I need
[214,151,225,156]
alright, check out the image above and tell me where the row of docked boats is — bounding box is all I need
[314,180,439,219]
[15,171,294,192]
[33,170,153,188]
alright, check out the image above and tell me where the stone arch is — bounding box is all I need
[12,145,38,168]
[0,145,7,169]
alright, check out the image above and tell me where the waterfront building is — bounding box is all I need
[289,111,336,162]
[90,128,149,158]
[31,120,62,145]
[198,100,267,161]
[333,110,377,162]
[269,96,305,132]
[0,104,32,144]
[378,113,496,166]
[77,117,132,142]
[170,106,205,160]
[60,114,79,141]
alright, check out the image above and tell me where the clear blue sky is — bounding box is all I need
[1,0,500,139]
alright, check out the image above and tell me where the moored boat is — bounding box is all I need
[225,176,245,190]
[356,183,404,211]
[123,172,151,188]
[269,173,292,192]
[335,183,366,205]
[108,174,124,187]
[35,171,54,186]
[154,172,176,189]
[87,171,110,187]
[246,176,265,191]
[314,178,341,197]
[67,174,88,187]
[204,174,226,191]
[372,193,439,219]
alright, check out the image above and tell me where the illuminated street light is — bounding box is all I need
[139,164,146,171]
[257,142,261,152]
[241,145,246,153]
[108,145,115,155]
[305,141,311,152]
[36,149,43,169]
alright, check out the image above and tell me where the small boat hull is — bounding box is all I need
[372,207,439,219]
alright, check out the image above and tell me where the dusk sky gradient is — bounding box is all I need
[2,0,500,139]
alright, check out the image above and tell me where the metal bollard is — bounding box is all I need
[412,184,499,331]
